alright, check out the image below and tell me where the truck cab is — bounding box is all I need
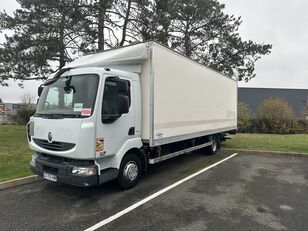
[28,67,144,188]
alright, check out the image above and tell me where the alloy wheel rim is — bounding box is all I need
[123,161,138,181]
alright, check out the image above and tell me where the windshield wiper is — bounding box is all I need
[63,114,82,118]
[34,113,82,119]
[34,113,64,119]
[34,113,51,118]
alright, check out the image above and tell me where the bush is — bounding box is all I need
[16,109,36,125]
[238,102,253,132]
[296,120,308,134]
[303,106,308,120]
[257,98,297,134]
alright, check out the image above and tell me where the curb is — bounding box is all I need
[0,175,42,190]
[222,148,308,157]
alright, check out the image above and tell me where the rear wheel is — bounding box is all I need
[206,135,219,155]
[118,153,141,189]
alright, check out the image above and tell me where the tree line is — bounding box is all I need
[0,0,272,86]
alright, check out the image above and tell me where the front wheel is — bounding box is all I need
[118,153,141,190]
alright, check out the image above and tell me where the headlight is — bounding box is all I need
[71,167,97,176]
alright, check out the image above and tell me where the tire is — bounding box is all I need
[118,153,142,190]
[206,135,219,155]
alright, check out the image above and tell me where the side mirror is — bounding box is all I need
[118,95,129,114]
[38,85,44,97]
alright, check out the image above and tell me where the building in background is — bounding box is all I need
[0,103,36,114]
[238,87,308,119]
[0,102,36,124]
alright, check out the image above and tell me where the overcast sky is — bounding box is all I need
[0,0,307,102]
[221,0,308,89]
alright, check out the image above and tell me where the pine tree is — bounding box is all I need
[0,0,272,85]
[0,0,94,86]
[130,0,171,45]
[133,0,272,81]
[168,0,272,81]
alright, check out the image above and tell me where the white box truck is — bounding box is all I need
[27,42,237,189]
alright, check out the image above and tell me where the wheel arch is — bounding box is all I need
[103,138,144,172]
[123,147,148,175]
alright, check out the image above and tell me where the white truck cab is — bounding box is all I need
[27,42,237,189]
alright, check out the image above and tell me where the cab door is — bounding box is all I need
[96,75,135,158]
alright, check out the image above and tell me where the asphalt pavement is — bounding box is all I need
[1,150,308,231]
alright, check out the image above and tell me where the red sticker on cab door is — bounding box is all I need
[81,108,92,116]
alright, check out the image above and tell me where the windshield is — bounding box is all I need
[36,74,99,118]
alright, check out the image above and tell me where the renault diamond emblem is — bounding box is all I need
[48,132,53,143]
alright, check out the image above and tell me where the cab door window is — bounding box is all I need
[102,77,130,123]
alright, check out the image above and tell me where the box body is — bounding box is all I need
[141,43,237,146]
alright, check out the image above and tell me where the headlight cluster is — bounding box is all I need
[71,167,97,176]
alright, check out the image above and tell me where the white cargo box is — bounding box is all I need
[67,42,237,147]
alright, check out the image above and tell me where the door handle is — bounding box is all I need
[128,127,135,135]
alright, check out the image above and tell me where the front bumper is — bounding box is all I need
[31,154,98,187]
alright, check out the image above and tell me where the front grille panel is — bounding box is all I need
[33,138,75,151]
[43,165,58,174]
[41,153,73,163]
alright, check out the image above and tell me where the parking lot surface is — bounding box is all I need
[1,150,308,231]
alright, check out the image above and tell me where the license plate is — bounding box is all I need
[43,172,57,182]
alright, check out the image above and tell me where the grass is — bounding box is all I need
[1,126,308,183]
[222,133,308,153]
[0,125,32,182]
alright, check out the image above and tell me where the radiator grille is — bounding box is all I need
[33,138,75,151]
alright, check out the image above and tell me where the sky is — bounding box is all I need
[0,0,307,102]
[0,0,42,103]
[221,0,308,89]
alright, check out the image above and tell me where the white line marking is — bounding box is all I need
[84,153,238,231]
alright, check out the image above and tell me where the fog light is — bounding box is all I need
[30,153,38,167]
[71,167,97,176]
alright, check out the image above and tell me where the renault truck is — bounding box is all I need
[27,42,237,189]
